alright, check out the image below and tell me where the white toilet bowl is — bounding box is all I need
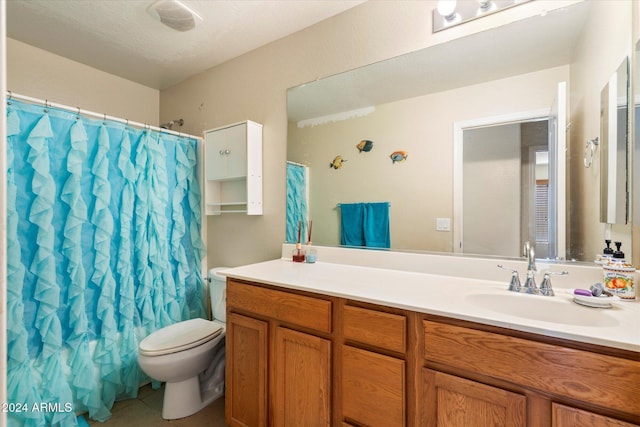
[137,268,228,420]
[138,318,225,419]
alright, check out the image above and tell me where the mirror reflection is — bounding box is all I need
[460,119,555,259]
[635,41,640,228]
[286,1,632,262]
[600,57,630,225]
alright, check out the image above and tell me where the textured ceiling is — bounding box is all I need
[7,0,365,90]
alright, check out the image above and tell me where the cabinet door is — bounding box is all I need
[553,403,640,427]
[422,369,526,427]
[342,345,405,427]
[226,312,268,427]
[274,327,331,427]
[205,123,247,180]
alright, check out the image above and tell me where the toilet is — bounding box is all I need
[138,268,227,420]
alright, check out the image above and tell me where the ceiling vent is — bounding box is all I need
[147,0,202,32]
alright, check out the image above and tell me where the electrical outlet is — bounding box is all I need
[436,218,451,232]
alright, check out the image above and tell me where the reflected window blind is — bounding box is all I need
[535,180,549,243]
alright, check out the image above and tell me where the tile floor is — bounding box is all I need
[86,384,228,426]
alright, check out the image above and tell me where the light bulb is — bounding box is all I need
[437,0,457,20]
[477,0,497,14]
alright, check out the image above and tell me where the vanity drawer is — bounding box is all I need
[423,320,640,416]
[227,279,332,333]
[343,305,406,353]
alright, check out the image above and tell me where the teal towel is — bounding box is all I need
[363,202,390,248]
[340,203,366,247]
[340,202,390,248]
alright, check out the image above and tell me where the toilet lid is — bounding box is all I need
[139,318,224,356]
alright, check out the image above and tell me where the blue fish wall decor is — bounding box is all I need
[390,150,408,164]
[356,139,374,153]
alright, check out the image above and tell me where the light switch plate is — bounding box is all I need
[436,217,451,232]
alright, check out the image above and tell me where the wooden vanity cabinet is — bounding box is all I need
[341,303,410,427]
[422,318,640,427]
[225,278,640,427]
[422,369,526,427]
[226,279,333,427]
[226,312,268,427]
[273,327,331,426]
[552,403,640,427]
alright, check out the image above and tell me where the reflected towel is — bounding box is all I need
[340,203,365,247]
[363,202,390,248]
[340,202,390,248]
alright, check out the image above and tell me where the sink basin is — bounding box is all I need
[465,293,620,327]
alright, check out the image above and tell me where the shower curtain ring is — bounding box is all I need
[7,90,12,105]
[76,107,81,120]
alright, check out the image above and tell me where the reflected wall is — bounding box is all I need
[288,66,569,252]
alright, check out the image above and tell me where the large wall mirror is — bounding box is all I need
[286,1,633,262]
[600,57,630,225]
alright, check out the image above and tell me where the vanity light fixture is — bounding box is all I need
[433,0,533,33]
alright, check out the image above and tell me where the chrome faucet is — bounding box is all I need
[522,241,537,294]
[524,241,536,272]
[498,243,568,296]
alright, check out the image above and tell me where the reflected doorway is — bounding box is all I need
[453,84,567,260]
[453,107,567,260]
[460,120,551,258]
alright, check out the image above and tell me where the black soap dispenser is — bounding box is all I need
[612,241,625,261]
[597,239,614,264]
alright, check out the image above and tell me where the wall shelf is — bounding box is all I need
[203,121,263,215]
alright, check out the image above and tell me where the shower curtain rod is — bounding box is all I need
[6,90,202,140]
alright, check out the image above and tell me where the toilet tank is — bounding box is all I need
[208,268,227,323]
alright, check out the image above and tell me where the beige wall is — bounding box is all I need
[288,66,568,254]
[161,1,430,267]
[161,0,581,268]
[569,1,632,261]
[7,38,159,125]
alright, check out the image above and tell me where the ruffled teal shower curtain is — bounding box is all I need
[6,99,207,426]
[285,161,308,243]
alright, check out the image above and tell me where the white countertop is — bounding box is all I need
[220,257,640,353]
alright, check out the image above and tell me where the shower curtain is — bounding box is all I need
[6,99,207,426]
[285,161,308,243]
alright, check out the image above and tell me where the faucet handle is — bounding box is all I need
[497,265,521,292]
[539,271,569,296]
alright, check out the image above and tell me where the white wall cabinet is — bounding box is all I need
[204,120,262,215]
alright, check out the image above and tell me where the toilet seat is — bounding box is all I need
[139,318,224,356]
